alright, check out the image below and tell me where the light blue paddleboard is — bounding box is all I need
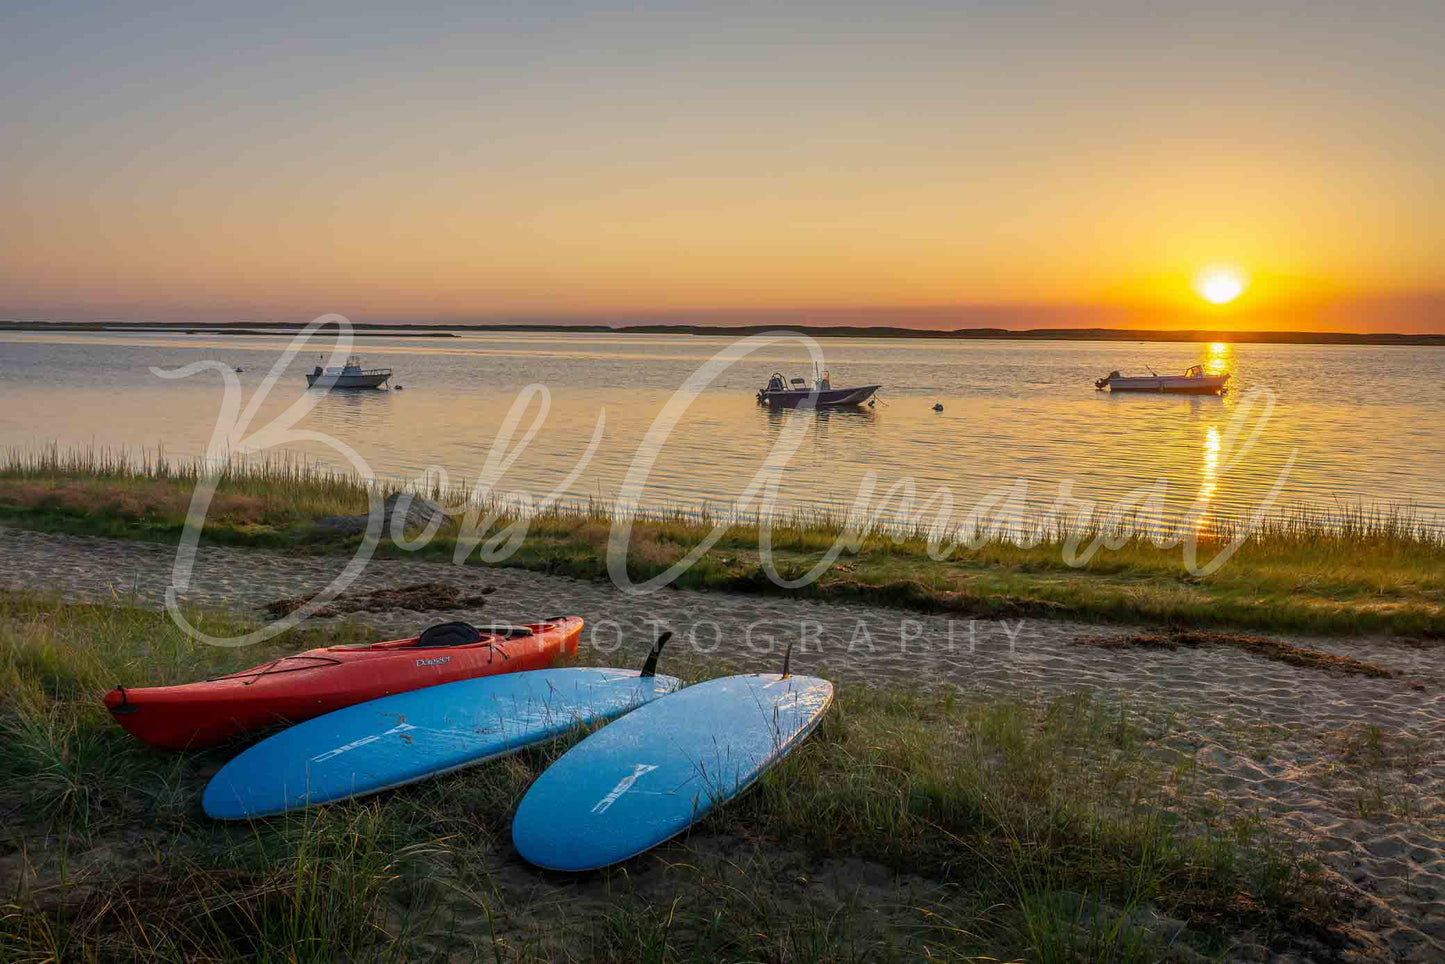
[511,673,833,871]
[203,666,681,819]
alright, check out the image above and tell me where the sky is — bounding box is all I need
[1,1,1441,332]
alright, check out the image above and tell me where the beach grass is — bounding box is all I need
[0,591,1344,962]
[3,444,1443,638]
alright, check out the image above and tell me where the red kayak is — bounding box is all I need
[104,617,583,750]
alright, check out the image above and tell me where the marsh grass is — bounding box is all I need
[5,445,1445,637]
[0,593,1346,961]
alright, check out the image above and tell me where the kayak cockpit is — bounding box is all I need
[339,621,544,652]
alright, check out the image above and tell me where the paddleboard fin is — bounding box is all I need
[641,631,672,677]
[781,640,793,679]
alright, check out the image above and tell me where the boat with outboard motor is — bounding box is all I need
[306,355,393,389]
[1095,364,1229,394]
[756,370,880,408]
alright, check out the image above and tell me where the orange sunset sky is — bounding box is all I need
[1,2,1441,332]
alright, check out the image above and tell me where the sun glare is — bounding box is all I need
[1205,341,1232,375]
[1195,269,1246,305]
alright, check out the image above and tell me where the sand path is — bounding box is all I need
[2,527,1441,961]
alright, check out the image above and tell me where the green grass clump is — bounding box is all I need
[0,593,1347,962]
[3,445,1444,637]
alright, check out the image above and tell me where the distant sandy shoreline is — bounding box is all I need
[4,319,1443,347]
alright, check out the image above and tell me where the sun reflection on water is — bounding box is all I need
[1197,425,1222,529]
[1205,342,1233,375]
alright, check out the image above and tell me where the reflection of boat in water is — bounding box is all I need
[1095,365,1229,395]
[306,355,393,389]
[756,371,880,408]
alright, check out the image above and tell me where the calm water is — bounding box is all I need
[3,330,1443,531]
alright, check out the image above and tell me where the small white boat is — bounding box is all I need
[305,355,393,389]
[1095,364,1229,395]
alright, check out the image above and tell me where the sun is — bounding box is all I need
[1194,268,1246,305]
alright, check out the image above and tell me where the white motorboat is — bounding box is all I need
[1095,364,1229,395]
[305,355,393,389]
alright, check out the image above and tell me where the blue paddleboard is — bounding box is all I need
[204,667,681,819]
[511,673,833,871]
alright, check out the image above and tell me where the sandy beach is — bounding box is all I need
[1,525,1441,960]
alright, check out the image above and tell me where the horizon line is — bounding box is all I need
[5,318,1443,346]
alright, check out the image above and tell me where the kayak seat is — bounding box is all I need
[412,621,536,647]
[413,621,483,648]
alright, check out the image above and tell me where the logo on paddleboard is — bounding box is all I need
[414,655,452,667]
[591,763,659,814]
[311,722,417,763]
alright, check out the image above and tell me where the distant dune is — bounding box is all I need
[2,319,1442,347]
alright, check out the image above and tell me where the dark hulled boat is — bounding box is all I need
[757,371,880,408]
